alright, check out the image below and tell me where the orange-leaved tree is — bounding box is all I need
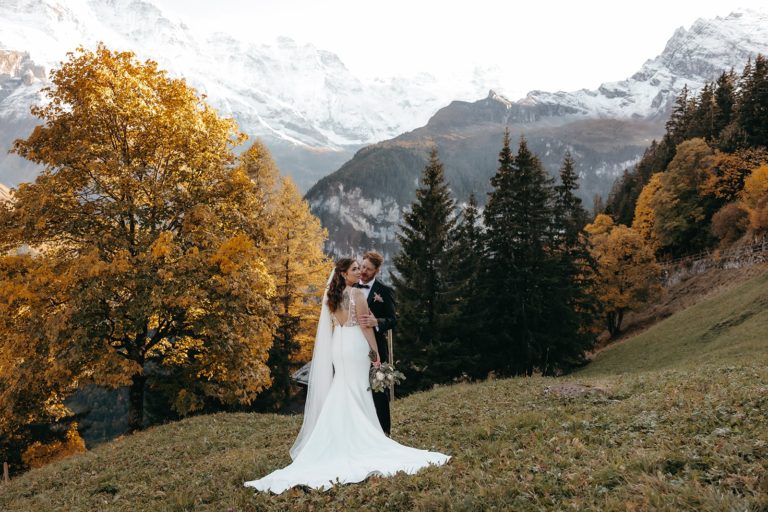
[237,141,331,410]
[0,44,277,440]
[740,164,768,234]
[699,148,768,202]
[632,173,663,254]
[585,214,662,337]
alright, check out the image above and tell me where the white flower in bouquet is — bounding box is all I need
[368,362,406,393]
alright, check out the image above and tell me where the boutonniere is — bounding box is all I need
[373,292,384,303]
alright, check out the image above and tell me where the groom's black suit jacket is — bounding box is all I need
[368,279,397,362]
[358,278,396,434]
[359,279,397,362]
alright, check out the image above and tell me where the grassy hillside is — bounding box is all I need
[579,266,768,377]
[1,269,767,511]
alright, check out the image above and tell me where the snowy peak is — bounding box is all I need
[0,0,493,153]
[657,10,768,80]
[0,50,47,120]
[0,0,501,190]
[486,89,512,108]
[525,9,768,120]
[0,50,46,83]
[87,0,197,50]
[1,2,767,193]
[0,183,11,203]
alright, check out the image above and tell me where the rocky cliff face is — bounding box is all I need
[307,95,659,267]
[0,50,47,187]
[306,9,768,268]
[0,50,46,82]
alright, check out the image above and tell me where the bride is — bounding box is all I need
[244,257,450,493]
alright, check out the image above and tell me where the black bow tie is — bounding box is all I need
[357,283,371,289]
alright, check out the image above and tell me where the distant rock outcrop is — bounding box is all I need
[0,50,45,81]
[0,182,12,203]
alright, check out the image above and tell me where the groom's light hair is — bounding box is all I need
[363,250,383,269]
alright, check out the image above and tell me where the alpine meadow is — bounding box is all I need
[1,3,768,511]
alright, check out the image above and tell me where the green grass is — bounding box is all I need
[1,269,767,511]
[579,268,768,377]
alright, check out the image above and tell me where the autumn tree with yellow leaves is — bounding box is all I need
[0,43,281,457]
[740,164,768,234]
[632,173,663,254]
[699,148,768,203]
[237,142,330,410]
[585,215,662,337]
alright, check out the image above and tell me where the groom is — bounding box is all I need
[357,250,397,436]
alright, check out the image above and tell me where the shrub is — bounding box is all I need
[711,203,750,247]
[21,423,86,469]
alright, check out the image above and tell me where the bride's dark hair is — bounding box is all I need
[327,257,355,312]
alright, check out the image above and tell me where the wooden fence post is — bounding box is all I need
[3,461,8,483]
[387,330,395,401]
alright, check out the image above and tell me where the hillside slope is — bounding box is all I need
[596,263,768,349]
[580,264,768,377]
[1,269,767,511]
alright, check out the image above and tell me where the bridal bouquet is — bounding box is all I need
[368,362,406,393]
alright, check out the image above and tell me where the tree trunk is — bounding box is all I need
[607,310,625,338]
[615,310,624,335]
[127,373,146,433]
[607,312,619,338]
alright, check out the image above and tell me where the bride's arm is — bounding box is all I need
[352,289,381,367]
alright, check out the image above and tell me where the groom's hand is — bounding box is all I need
[359,313,378,328]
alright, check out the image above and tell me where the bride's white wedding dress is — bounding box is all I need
[244,288,449,493]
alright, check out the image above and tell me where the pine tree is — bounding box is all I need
[392,148,459,392]
[481,132,554,376]
[592,194,605,219]
[544,153,599,374]
[444,193,484,379]
[738,54,768,148]
[688,83,715,141]
[666,85,692,143]
[605,168,642,226]
[554,152,588,244]
[713,70,737,140]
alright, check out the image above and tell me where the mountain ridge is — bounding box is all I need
[306,9,768,263]
[0,0,500,190]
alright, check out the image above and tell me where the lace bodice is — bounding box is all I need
[331,288,359,327]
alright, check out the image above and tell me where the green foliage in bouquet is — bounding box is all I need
[368,363,406,393]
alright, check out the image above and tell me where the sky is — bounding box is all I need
[154,1,765,99]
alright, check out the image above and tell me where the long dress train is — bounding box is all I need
[244,290,449,493]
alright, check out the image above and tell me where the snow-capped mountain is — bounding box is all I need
[0,0,499,190]
[305,9,768,268]
[0,182,12,203]
[524,9,768,119]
